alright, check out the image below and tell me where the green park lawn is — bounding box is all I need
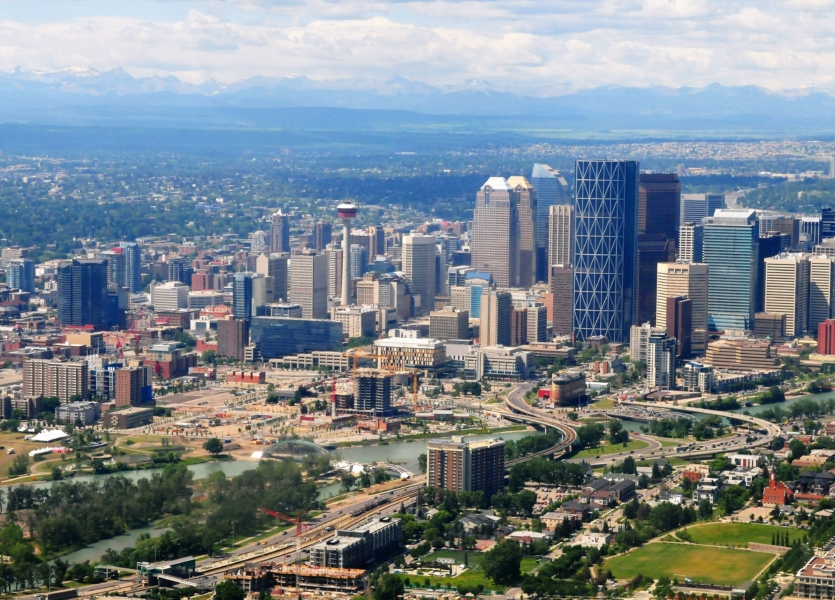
[682,523,804,547]
[398,550,539,593]
[605,543,774,587]
[572,439,649,459]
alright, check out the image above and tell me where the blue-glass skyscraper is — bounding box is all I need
[233,273,254,321]
[703,209,759,331]
[572,160,639,343]
[120,242,143,293]
[531,163,570,282]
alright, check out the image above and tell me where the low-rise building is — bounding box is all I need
[578,532,614,549]
[795,552,835,599]
[105,406,154,429]
[373,336,446,371]
[463,345,533,380]
[308,517,401,569]
[703,337,782,372]
[330,305,377,339]
[55,401,101,425]
[549,371,586,407]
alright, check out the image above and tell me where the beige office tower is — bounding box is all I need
[472,177,519,288]
[809,255,835,331]
[656,262,709,354]
[326,246,342,298]
[403,233,437,316]
[481,290,512,347]
[255,253,289,302]
[507,176,537,288]
[764,254,810,338]
[289,251,329,319]
[548,205,574,282]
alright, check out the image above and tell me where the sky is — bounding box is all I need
[2,0,835,92]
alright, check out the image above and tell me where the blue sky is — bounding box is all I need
[2,0,835,91]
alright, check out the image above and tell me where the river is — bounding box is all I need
[53,429,541,564]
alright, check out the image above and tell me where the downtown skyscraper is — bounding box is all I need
[472,177,520,289]
[703,209,759,331]
[531,163,570,282]
[507,176,537,288]
[572,160,639,343]
[635,173,680,326]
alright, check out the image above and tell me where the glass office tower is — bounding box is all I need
[572,160,639,343]
[703,209,759,332]
[531,163,570,282]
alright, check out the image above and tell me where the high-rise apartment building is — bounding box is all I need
[350,244,368,279]
[1,246,28,268]
[636,174,680,326]
[703,210,759,332]
[819,319,835,355]
[525,303,548,343]
[550,265,573,336]
[233,272,254,320]
[115,366,153,407]
[99,249,126,289]
[315,222,332,251]
[573,160,639,343]
[507,176,537,288]
[269,210,291,253]
[327,247,342,299]
[531,163,570,282]
[120,242,143,293]
[256,253,289,302]
[429,306,469,340]
[402,233,437,316]
[678,223,704,263]
[510,307,527,346]
[289,252,329,319]
[656,262,709,354]
[167,257,193,285]
[681,193,725,224]
[58,258,110,330]
[23,359,89,402]
[355,372,393,416]
[764,254,810,338]
[217,318,250,361]
[548,205,573,281]
[472,177,520,288]
[426,437,504,496]
[481,290,512,347]
[629,321,667,362]
[647,333,677,390]
[809,256,835,331]
[7,258,35,292]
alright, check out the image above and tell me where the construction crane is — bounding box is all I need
[257,508,311,600]
[344,350,392,379]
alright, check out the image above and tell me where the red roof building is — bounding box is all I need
[763,470,794,507]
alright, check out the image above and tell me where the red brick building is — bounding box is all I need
[763,470,794,507]
[819,319,835,355]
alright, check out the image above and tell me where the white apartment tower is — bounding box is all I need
[548,204,573,280]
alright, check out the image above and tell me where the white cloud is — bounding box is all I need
[1,0,835,90]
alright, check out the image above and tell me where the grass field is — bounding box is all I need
[592,397,616,410]
[397,550,538,593]
[683,523,804,547]
[572,439,649,459]
[605,543,774,586]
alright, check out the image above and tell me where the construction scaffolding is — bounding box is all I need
[269,564,365,593]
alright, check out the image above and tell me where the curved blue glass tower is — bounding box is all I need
[572,160,639,343]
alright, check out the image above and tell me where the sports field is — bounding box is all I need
[683,523,803,547]
[605,543,774,586]
[571,439,649,459]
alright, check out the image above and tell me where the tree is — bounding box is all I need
[482,540,523,585]
[373,573,404,600]
[417,453,427,474]
[203,438,224,456]
[215,581,246,600]
[201,349,217,363]
[622,456,636,475]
